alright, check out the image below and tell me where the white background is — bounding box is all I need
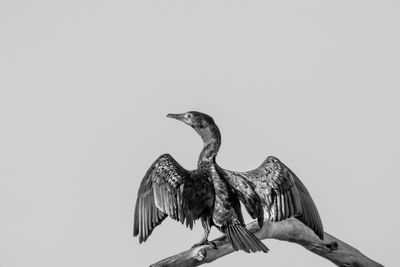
[1,1,399,266]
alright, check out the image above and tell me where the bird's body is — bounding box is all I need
[182,167,214,227]
[134,111,323,253]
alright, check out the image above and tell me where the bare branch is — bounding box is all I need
[150,218,383,267]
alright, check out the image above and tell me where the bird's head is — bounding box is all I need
[167,111,214,129]
[167,111,220,145]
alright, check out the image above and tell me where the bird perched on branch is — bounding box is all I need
[133,111,323,254]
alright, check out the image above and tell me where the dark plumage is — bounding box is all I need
[134,111,323,254]
[218,157,324,240]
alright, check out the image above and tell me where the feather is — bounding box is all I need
[133,154,197,243]
[276,194,282,221]
[219,156,324,240]
[287,190,294,216]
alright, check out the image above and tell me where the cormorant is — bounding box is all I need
[133,111,324,253]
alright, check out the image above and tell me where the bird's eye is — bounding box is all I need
[186,113,192,119]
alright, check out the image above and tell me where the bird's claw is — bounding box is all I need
[191,240,217,249]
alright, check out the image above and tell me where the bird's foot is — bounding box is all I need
[191,240,217,249]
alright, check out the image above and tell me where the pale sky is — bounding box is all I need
[0,1,399,266]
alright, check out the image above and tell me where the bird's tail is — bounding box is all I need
[225,224,269,253]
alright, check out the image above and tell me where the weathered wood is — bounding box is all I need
[150,218,383,267]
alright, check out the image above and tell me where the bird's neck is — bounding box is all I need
[197,125,221,166]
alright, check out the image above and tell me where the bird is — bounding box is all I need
[133,111,269,253]
[133,111,324,253]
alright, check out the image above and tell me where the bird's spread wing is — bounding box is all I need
[221,156,324,240]
[133,154,192,243]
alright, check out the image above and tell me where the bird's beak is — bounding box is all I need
[166,113,185,122]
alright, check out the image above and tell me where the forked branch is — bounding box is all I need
[150,218,383,267]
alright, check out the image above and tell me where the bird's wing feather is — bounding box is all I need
[133,153,192,243]
[222,156,324,240]
[287,164,324,240]
[217,166,265,228]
